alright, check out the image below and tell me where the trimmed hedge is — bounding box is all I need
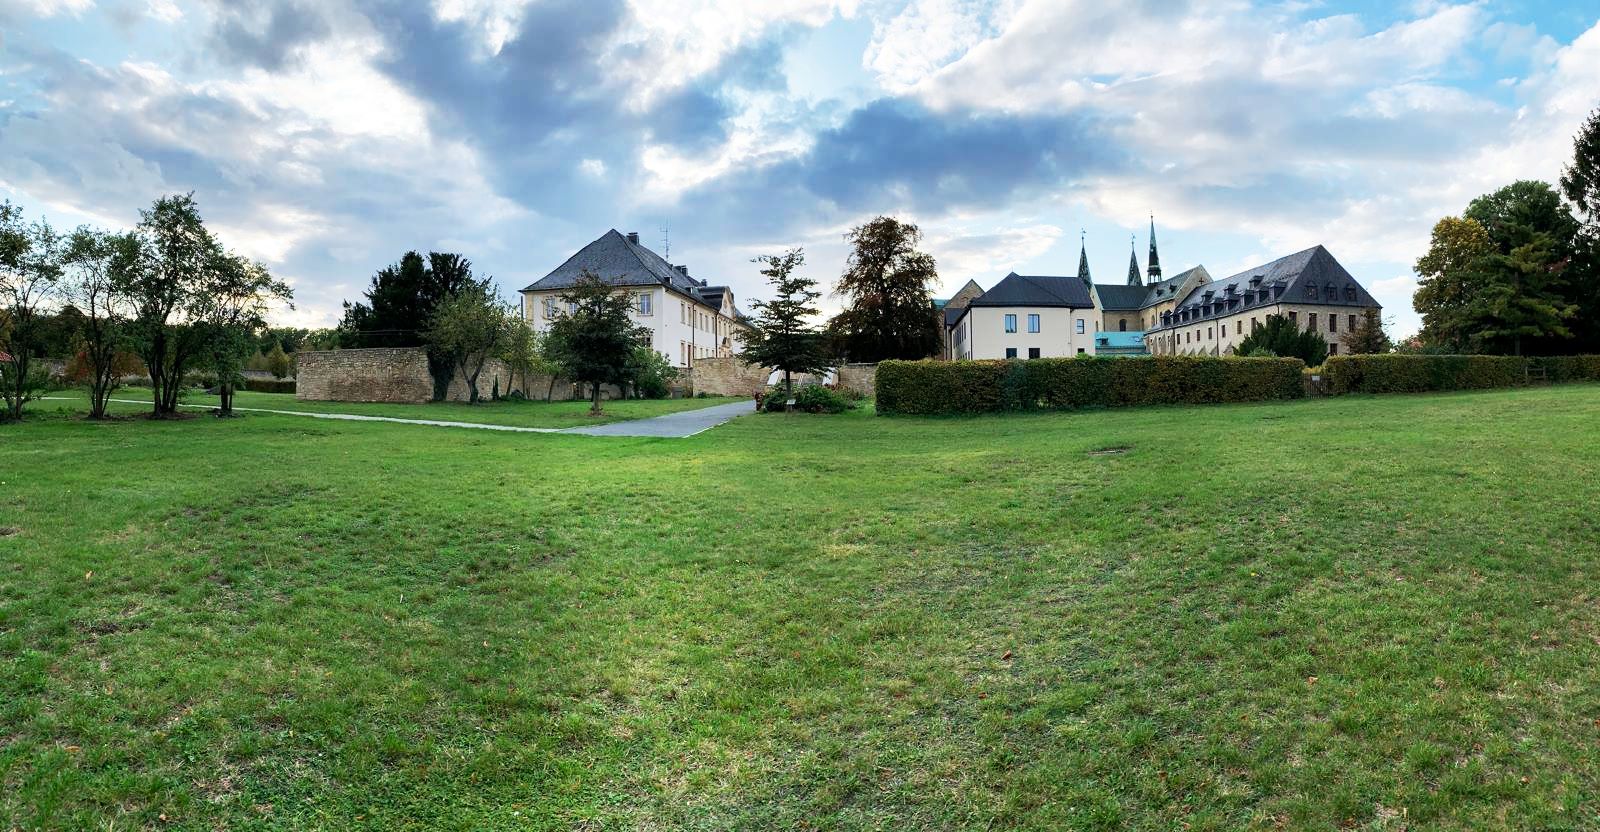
[1321,354,1600,394]
[242,378,296,394]
[876,356,1305,416]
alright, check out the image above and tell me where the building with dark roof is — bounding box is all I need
[1146,245,1381,357]
[947,272,1099,359]
[934,279,985,360]
[519,229,752,368]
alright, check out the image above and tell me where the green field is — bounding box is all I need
[4,386,1600,830]
[31,388,745,429]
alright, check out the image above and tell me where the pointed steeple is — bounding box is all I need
[1076,229,1092,286]
[1126,233,1142,286]
[1146,215,1162,281]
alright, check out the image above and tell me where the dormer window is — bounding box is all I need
[1249,275,1263,287]
[1306,283,1318,299]
[1344,285,1357,301]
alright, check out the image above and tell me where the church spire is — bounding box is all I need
[1146,215,1162,281]
[1077,229,1092,286]
[1126,233,1142,286]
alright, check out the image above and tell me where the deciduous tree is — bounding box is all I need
[1561,106,1600,351]
[422,278,509,404]
[544,271,650,415]
[339,251,480,400]
[62,227,129,419]
[827,217,941,362]
[198,250,292,415]
[741,248,829,393]
[0,202,64,422]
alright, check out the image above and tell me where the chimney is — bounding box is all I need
[626,231,640,245]
[675,265,688,276]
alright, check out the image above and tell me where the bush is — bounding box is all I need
[1321,354,1526,394]
[756,383,855,413]
[242,378,296,394]
[876,356,1305,416]
[1530,355,1600,383]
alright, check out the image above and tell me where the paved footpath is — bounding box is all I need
[562,399,756,437]
[46,397,756,439]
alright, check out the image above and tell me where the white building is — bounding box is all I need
[946,272,1100,360]
[519,230,751,368]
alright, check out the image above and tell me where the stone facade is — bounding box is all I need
[298,348,546,403]
[835,363,877,398]
[688,356,770,397]
[1148,304,1373,357]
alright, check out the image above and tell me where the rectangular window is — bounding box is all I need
[1027,314,1040,333]
[1208,327,1214,339]
[1005,347,1018,359]
[638,293,652,316]
[680,302,686,324]
[1349,314,1357,332]
[1288,311,1297,327]
[1308,312,1317,331]
[1252,318,1260,332]
[1004,314,1017,333]
[1028,347,1041,359]
[1075,319,1085,334]
[1236,321,1242,335]
[1329,343,1339,355]
[1328,314,1337,333]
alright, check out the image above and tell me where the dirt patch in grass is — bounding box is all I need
[1087,445,1132,456]
[0,526,19,537]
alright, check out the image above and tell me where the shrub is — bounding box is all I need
[792,384,852,414]
[1321,354,1526,394]
[876,356,1305,416]
[242,378,296,394]
[1529,355,1600,383]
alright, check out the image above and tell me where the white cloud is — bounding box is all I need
[146,0,181,23]
[0,0,93,17]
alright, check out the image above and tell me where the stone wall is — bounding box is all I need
[296,347,630,403]
[297,348,434,403]
[835,363,877,398]
[690,357,770,397]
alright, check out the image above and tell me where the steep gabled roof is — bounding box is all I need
[1170,246,1379,311]
[1094,284,1147,311]
[1140,265,1211,308]
[521,229,703,295]
[968,273,1094,309]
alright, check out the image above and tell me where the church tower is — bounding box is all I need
[1077,231,1092,287]
[1146,216,1163,282]
[1126,234,1142,286]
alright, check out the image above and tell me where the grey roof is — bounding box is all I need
[943,306,965,327]
[1095,284,1147,311]
[522,229,703,295]
[1140,265,1210,308]
[1153,246,1379,330]
[968,273,1094,309]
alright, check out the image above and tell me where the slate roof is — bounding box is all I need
[522,229,750,321]
[967,273,1094,309]
[1140,265,1210,308]
[522,229,704,295]
[1152,246,1379,331]
[943,306,965,327]
[1094,284,1147,311]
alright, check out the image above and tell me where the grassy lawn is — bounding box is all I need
[3,385,1600,830]
[33,388,746,428]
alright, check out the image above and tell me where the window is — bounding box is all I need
[1288,311,1297,327]
[1349,314,1357,332]
[1028,314,1040,333]
[1075,319,1086,334]
[1119,319,1127,332]
[1077,348,1086,355]
[1306,283,1318,298]
[1252,317,1260,332]
[1028,347,1041,359]
[1004,314,1017,333]
[1208,327,1214,339]
[1328,314,1337,332]
[1308,313,1317,332]
[638,293,652,316]
[1345,286,1358,301]
[543,298,558,318]
[1005,347,1018,359]
[1329,343,1339,355]
[680,302,686,324]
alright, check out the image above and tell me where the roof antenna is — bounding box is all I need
[660,222,670,261]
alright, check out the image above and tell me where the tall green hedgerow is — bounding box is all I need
[877,356,1305,415]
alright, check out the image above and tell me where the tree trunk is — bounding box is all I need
[546,375,556,402]
[590,381,603,415]
[219,383,233,416]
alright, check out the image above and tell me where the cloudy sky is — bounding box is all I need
[3,0,1598,336]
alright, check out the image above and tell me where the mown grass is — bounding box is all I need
[3,385,1600,830]
[32,388,745,428]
